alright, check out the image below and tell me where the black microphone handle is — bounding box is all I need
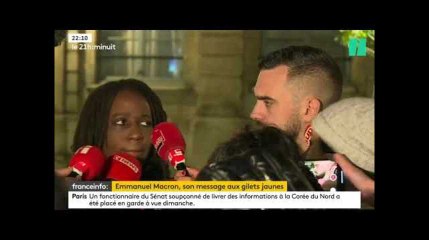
[68,171,79,178]
[176,162,190,177]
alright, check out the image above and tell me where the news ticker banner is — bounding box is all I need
[68,181,360,209]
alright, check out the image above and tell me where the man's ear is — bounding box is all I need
[302,97,322,122]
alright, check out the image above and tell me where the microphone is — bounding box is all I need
[105,153,142,181]
[68,145,106,180]
[151,122,190,176]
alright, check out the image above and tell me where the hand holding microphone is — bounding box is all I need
[174,167,200,181]
[62,145,142,181]
[67,145,106,180]
[151,122,190,177]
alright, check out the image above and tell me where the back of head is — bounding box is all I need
[72,79,169,180]
[196,127,322,191]
[312,97,374,172]
[258,46,343,108]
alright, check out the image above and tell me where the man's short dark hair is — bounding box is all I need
[258,46,343,106]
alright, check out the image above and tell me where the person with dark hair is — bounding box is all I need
[196,127,322,191]
[175,46,344,181]
[250,46,343,159]
[56,79,170,180]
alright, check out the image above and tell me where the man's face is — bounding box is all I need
[103,90,153,162]
[250,65,302,139]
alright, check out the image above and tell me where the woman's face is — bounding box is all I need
[103,90,153,162]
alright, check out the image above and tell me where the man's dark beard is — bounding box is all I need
[252,112,301,142]
[283,112,301,142]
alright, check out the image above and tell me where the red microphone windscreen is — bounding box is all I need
[68,146,106,180]
[105,153,142,181]
[152,122,186,168]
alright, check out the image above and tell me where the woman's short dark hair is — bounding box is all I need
[72,79,169,180]
[196,126,322,191]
